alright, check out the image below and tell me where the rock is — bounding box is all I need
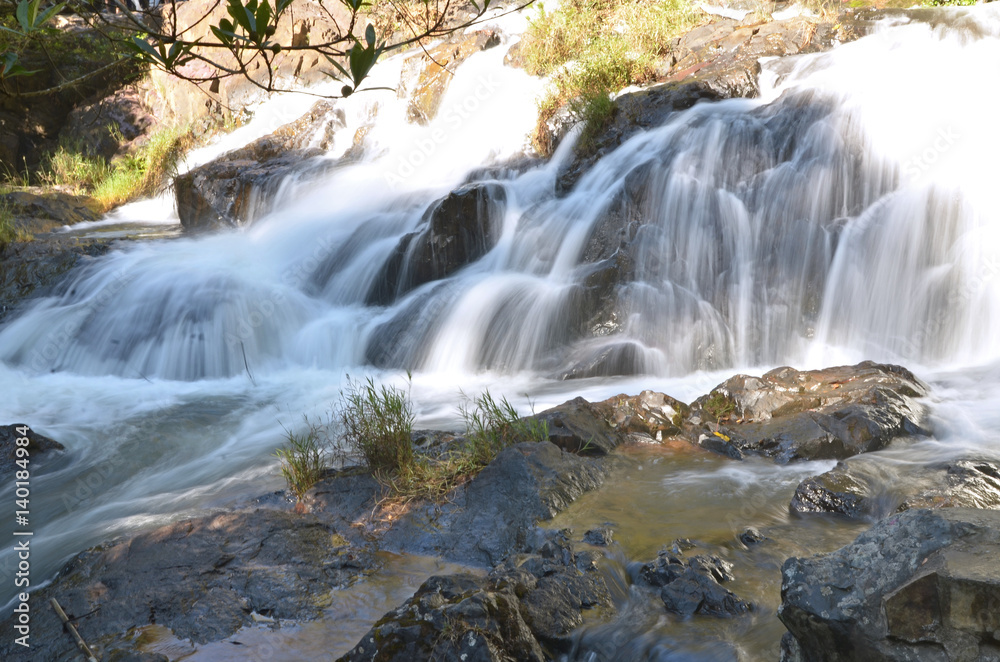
[685,362,930,463]
[139,0,355,129]
[737,527,768,546]
[0,424,65,478]
[639,551,751,618]
[1,189,101,233]
[527,397,626,456]
[336,574,545,662]
[0,233,113,323]
[791,456,1000,520]
[583,527,614,546]
[366,182,507,305]
[338,534,614,661]
[377,441,610,565]
[59,88,158,161]
[0,509,376,661]
[779,508,1000,662]
[596,390,690,442]
[175,100,346,230]
[400,30,501,125]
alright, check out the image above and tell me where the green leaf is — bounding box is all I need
[15,0,31,33]
[255,0,272,40]
[365,24,376,48]
[35,2,66,30]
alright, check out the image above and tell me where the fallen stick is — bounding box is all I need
[50,598,99,662]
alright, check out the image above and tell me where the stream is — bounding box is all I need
[2,4,1000,660]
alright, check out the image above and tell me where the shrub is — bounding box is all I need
[339,376,416,476]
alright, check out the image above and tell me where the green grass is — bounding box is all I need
[459,390,550,466]
[339,376,416,477]
[521,0,702,154]
[703,391,736,423]
[42,127,192,212]
[275,421,329,503]
[0,199,32,250]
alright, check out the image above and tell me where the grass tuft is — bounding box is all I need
[521,0,702,154]
[275,418,330,502]
[339,376,416,477]
[0,200,32,250]
[460,390,550,466]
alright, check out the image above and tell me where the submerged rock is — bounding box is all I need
[685,362,930,463]
[791,456,1000,520]
[779,508,1000,662]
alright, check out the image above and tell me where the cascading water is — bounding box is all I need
[2,4,1000,658]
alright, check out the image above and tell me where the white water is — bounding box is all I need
[2,5,1000,638]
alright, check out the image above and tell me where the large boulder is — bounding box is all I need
[0,509,376,662]
[779,508,1000,662]
[791,456,1000,520]
[175,100,346,230]
[366,182,507,305]
[684,362,930,463]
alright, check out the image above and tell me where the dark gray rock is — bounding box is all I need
[685,362,930,463]
[338,534,614,661]
[0,424,64,478]
[527,397,626,456]
[791,456,1000,520]
[738,526,768,546]
[639,550,751,618]
[366,183,507,306]
[583,527,614,546]
[0,509,376,662]
[779,508,1000,662]
[379,441,610,565]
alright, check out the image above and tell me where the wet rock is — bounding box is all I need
[1,189,101,233]
[527,397,626,456]
[0,509,376,662]
[0,424,65,478]
[0,233,113,323]
[400,30,501,125]
[379,441,610,565]
[583,527,614,546]
[779,508,1000,662]
[339,534,614,661]
[791,456,1000,520]
[175,100,346,230]
[639,551,751,618]
[336,574,545,662]
[367,183,506,305]
[737,527,768,546]
[685,362,930,463]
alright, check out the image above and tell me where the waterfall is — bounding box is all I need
[2,3,1000,619]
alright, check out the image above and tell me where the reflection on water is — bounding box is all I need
[140,552,480,661]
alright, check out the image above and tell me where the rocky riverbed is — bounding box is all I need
[3,361,997,661]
